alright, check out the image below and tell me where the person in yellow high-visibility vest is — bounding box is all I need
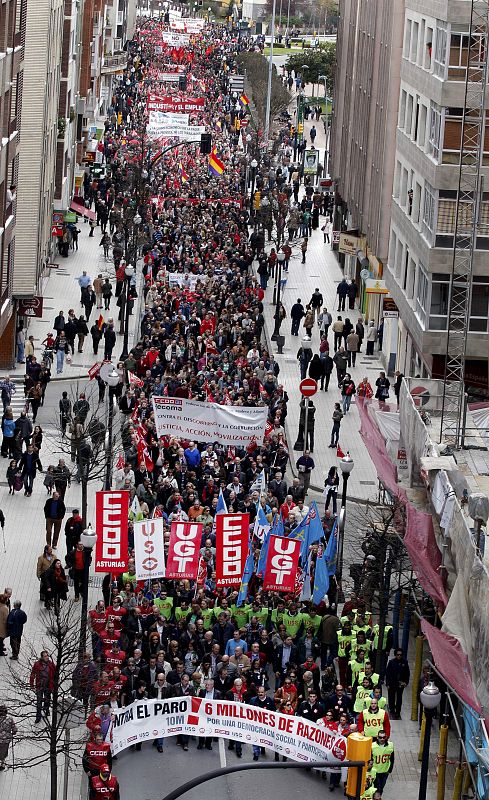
[360,774,377,800]
[358,662,380,689]
[357,698,391,738]
[364,685,387,710]
[371,730,395,793]
[353,676,374,716]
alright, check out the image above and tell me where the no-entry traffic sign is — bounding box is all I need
[299,378,318,397]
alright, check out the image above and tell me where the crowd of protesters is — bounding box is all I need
[24,16,401,800]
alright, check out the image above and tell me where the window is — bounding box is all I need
[428,101,442,161]
[403,19,412,59]
[411,22,419,62]
[422,181,436,239]
[406,94,413,136]
[425,26,434,69]
[402,247,409,290]
[412,181,422,224]
[399,89,407,130]
[418,103,427,148]
[416,263,429,324]
[433,21,447,77]
[470,277,489,332]
[448,30,485,80]
[429,274,450,330]
[393,160,401,199]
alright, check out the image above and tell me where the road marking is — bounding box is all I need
[219,737,226,769]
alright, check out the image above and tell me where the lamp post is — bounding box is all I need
[78,524,97,659]
[264,0,277,143]
[120,263,135,360]
[104,366,120,490]
[337,453,354,600]
[271,251,286,341]
[418,683,441,800]
[249,158,258,217]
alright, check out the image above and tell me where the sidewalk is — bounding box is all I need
[10,222,142,382]
[260,105,384,501]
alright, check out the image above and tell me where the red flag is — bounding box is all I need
[166,521,202,579]
[196,556,207,587]
[152,506,163,519]
[115,452,125,470]
[337,445,345,458]
[97,314,104,330]
[128,371,144,388]
[222,389,232,406]
[264,420,273,440]
[138,445,154,472]
[227,446,235,460]
[215,513,249,587]
[263,536,301,593]
[258,383,268,399]
[163,384,169,396]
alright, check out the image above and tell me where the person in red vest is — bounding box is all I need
[83,732,112,776]
[90,765,119,800]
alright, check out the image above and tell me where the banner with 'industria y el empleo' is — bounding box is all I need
[110,697,347,763]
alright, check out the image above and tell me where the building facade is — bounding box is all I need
[330,0,404,371]
[385,1,489,389]
[13,0,64,300]
[0,0,24,366]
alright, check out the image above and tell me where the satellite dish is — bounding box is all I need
[360,269,370,282]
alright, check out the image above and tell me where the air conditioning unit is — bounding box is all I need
[76,97,86,114]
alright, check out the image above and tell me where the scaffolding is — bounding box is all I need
[440,1,489,447]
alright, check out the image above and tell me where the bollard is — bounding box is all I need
[451,766,464,800]
[411,635,424,721]
[437,725,448,800]
[418,712,426,762]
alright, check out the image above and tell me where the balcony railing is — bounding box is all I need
[101,52,127,74]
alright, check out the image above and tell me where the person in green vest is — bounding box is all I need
[351,630,372,660]
[214,597,232,619]
[120,562,137,588]
[271,599,287,629]
[249,601,269,628]
[353,612,372,638]
[364,685,387,710]
[371,731,395,793]
[337,621,355,685]
[230,603,251,630]
[358,662,380,690]
[354,676,374,716]
[174,600,190,624]
[153,591,174,619]
[349,648,368,686]
[357,698,391,738]
[199,600,215,630]
[371,622,393,678]
[282,603,304,640]
[360,774,377,800]
[302,607,322,635]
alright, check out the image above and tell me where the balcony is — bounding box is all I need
[101,52,127,74]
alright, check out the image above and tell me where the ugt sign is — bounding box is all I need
[263,536,301,592]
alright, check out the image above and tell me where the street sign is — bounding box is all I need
[88,362,101,380]
[299,378,318,397]
[18,297,43,318]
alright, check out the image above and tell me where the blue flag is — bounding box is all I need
[325,520,338,576]
[257,512,280,577]
[236,546,254,607]
[312,550,329,605]
[216,488,228,515]
[289,501,323,562]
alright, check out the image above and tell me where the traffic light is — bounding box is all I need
[179,75,187,92]
[298,122,304,134]
[346,733,372,798]
[200,133,212,154]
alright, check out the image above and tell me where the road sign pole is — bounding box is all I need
[303,396,309,456]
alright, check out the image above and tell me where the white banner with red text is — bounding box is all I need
[134,518,166,580]
[215,513,249,587]
[166,521,202,579]
[110,697,347,763]
[152,396,268,446]
[94,491,129,574]
[263,536,301,592]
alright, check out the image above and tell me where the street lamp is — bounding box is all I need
[271,251,286,343]
[418,683,441,800]
[337,453,354,601]
[249,158,258,217]
[78,524,97,659]
[104,366,120,490]
[120,263,135,360]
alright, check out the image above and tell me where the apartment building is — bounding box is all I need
[385,2,489,389]
[13,0,64,304]
[330,0,404,372]
[0,0,24,367]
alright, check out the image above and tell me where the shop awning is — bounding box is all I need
[70,200,96,221]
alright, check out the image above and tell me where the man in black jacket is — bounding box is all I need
[290,299,305,336]
[104,323,116,360]
[308,288,323,323]
[296,691,325,722]
[273,636,298,685]
[250,687,275,760]
[44,492,66,548]
[385,649,410,719]
[197,679,221,750]
[149,673,174,752]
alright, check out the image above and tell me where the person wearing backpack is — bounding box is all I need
[340,374,356,414]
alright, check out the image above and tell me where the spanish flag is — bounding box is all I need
[239,93,249,108]
[179,162,189,183]
[208,147,225,177]
[97,314,104,330]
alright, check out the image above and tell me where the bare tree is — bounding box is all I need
[236,52,291,130]
[4,602,89,800]
[48,382,123,525]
